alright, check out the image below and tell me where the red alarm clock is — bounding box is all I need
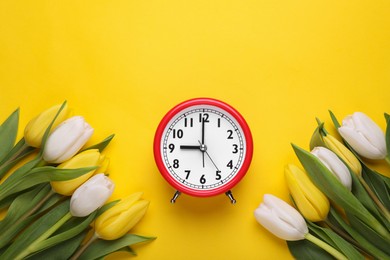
[154,98,253,203]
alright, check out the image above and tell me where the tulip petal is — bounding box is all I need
[339,112,387,160]
[254,194,308,241]
[339,127,384,160]
[353,112,386,153]
[70,174,114,217]
[323,135,362,175]
[51,149,102,196]
[311,147,352,190]
[43,116,94,163]
[285,164,329,222]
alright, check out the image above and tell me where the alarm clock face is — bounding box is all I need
[154,98,253,198]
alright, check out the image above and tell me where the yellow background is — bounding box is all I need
[1,1,390,259]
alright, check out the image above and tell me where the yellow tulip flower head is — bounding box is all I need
[285,164,330,222]
[95,192,150,240]
[50,149,108,196]
[323,134,362,176]
[24,103,71,148]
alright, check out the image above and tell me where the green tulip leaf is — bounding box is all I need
[328,207,389,259]
[349,170,390,230]
[0,138,36,179]
[0,108,19,163]
[0,184,52,249]
[287,239,333,260]
[329,110,341,129]
[0,166,96,202]
[307,222,364,259]
[78,234,156,260]
[347,213,390,255]
[26,231,87,260]
[361,164,390,212]
[309,121,326,151]
[34,211,97,254]
[0,200,70,259]
[39,101,67,155]
[82,134,115,153]
[292,144,390,242]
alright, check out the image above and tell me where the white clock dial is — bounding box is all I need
[161,105,246,191]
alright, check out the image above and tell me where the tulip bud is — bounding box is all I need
[70,174,114,217]
[285,164,330,222]
[323,134,362,175]
[51,149,109,196]
[311,147,352,190]
[43,116,94,163]
[95,192,150,240]
[338,112,387,160]
[254,194,308,241]
[24,103,71,148]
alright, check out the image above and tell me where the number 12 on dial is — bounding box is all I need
[153,98,253,203]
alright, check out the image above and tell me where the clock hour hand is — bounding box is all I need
[180,145,201,150]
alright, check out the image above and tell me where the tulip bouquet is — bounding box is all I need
[0,102,155,259]
[254,111,390,259]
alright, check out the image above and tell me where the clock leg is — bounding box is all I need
[225,190,236,204]
[170,190,181,203]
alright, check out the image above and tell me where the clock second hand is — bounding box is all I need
[198,140,220,171]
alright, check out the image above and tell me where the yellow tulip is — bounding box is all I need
[24,103,71,148]
[95,192,150,240]
[285,164,330,222]
[50,149,108,196]
[323,134,362,176]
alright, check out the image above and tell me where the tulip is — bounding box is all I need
[285,164,330,222]
[254,194,308,241]
[43,116,94,163]
[95,192,149,240]
[311,147,352,190]
[338,112,387,160]
[254,194,347,260]
[51,149,109,196]
[24,103,71,148]
[323,134,362,176]
[70,174,114,217]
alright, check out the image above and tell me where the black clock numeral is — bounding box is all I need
[232,144,238,154]
[200,174,206,184]
[168,143,175,153]
[184,117,193,127]
[199,113,209,123]
[216,170,222,180]
[172,129,183,139]
[217,118,221,127]
[227,130,234,139]
[173,159,179,169]
[227,160,233,169]
[184,170,191,179]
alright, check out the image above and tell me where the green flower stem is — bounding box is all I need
[358,174,390,221]
[305,233,347,260]
[0,142,29,170]
[70,231,99,260]
[14,211,72,260]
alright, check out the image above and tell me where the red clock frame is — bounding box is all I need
[153,98,253,197]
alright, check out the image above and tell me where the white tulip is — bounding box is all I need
[70,174,115,217]
[338,112,387,160]
[254,194,308,241]
[311,147,352,190]
[43,116,94,163]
